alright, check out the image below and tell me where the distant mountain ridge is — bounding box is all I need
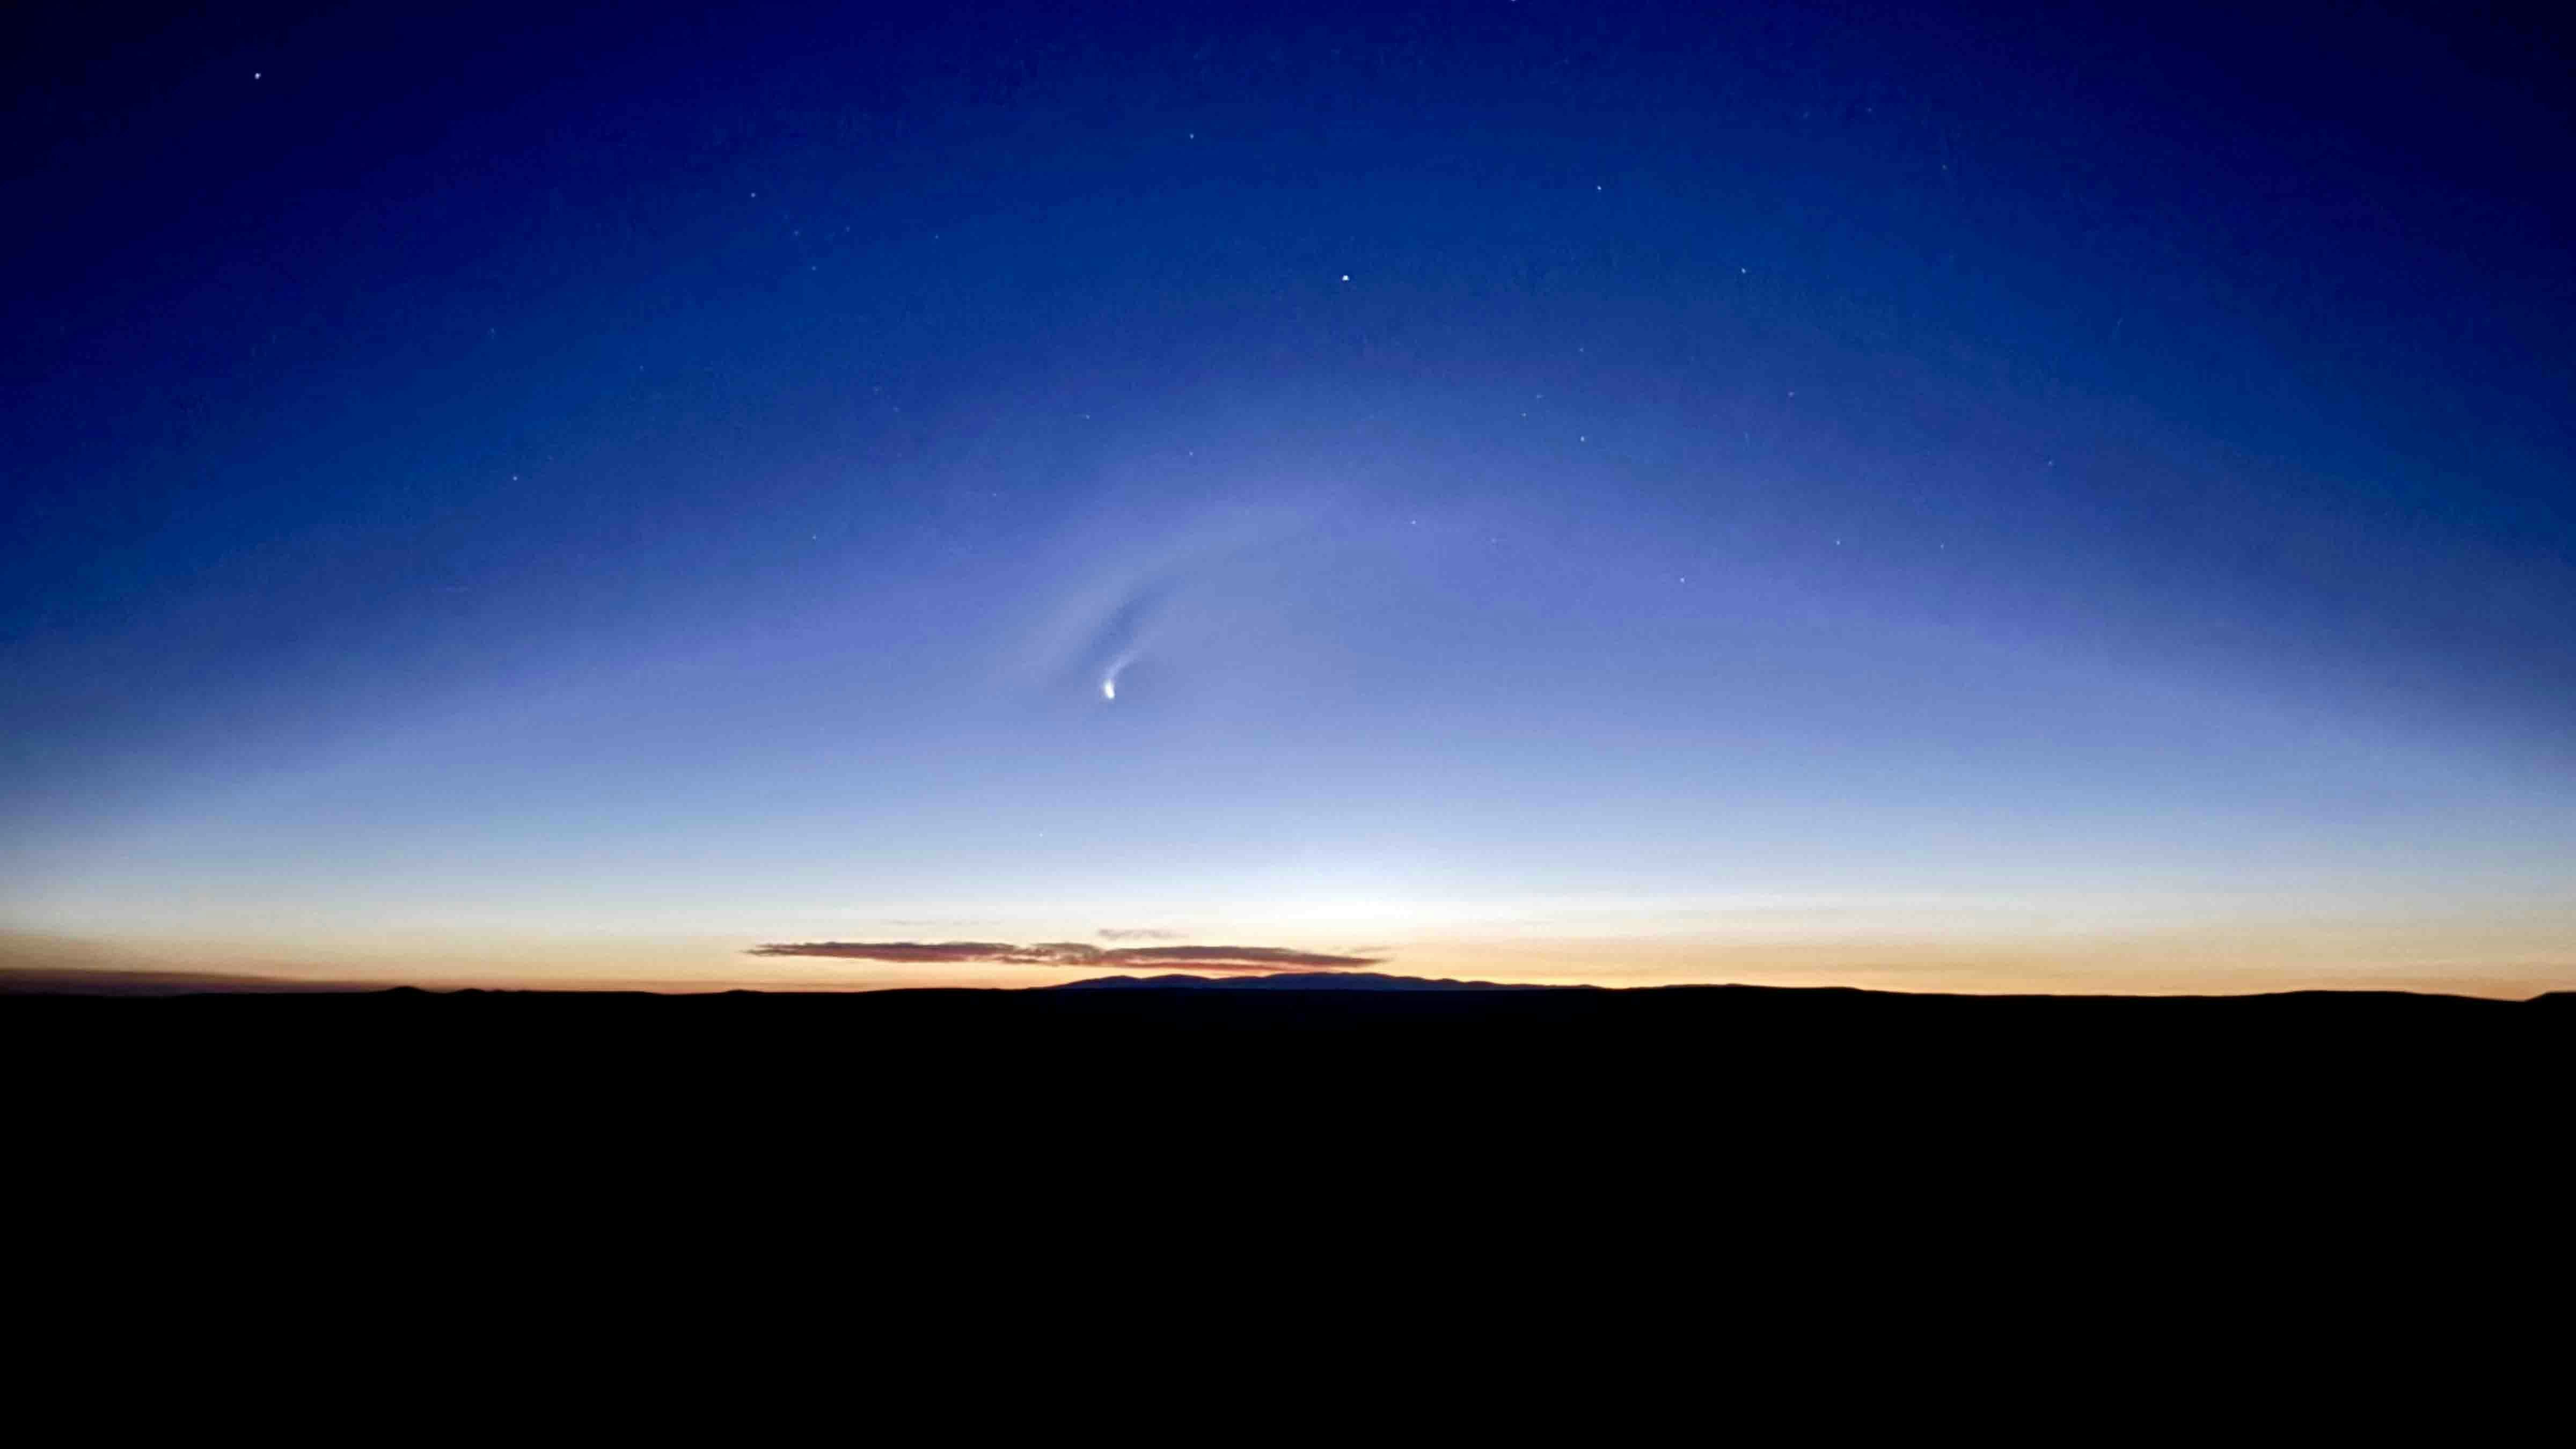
[1049,970,1571,991]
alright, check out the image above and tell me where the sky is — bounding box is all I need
[4,1,2571,995]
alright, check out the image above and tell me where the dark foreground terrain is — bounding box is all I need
[8,975,2560,1110]
[8,978,2560,1273]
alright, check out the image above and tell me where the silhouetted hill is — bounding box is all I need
[2,976,2544,1092]
[4,979,2557,1214]
[0,964,368,994]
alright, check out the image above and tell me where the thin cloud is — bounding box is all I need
[1081,945,1381,971]
[745,941,1016,963]
[747,940,1383,974]
[1097,927,1182,941]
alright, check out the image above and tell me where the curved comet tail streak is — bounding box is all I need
[1101,648,1140,702]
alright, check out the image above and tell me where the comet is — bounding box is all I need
[1101,648,1139,702]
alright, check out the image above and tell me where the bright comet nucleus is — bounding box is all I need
[1102,677,1116,701]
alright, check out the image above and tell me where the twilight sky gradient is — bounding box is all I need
[5,1,2571,994]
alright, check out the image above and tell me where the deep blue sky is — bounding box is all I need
[5,1,2570,991]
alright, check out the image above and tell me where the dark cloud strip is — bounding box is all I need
[746,940,1382,974]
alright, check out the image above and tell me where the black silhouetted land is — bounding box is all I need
[8,972,2559,1247]
[8,972,2557,1106]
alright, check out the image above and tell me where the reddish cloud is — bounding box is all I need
[745,940,1383,974]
